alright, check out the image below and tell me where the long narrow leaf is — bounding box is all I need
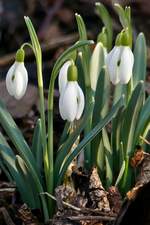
[15,155,41,208]
[91,67,110,164]
[0,144,35,207]
[102,128,113,188]
[134,96,150,145]
[31,119,43,171]
[133,33,147,87]
[0,101,49,219]
[121,81,144,156]
[95,2,113,50]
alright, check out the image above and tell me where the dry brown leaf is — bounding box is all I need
[89,167,110,212]
[0,81,38,118]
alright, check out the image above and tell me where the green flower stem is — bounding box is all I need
[24,17,51,217]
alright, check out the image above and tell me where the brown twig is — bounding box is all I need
[41,192,117,217]
[48,214,116,224]
[66,215,116,221]
[40,192,81,211]
[0,34,78,67]
[0,188,16,192]
[0,207,15,225]
[38,0,64,39]
[140,135,150,145]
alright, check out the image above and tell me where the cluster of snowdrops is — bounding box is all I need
[0,2,149,222]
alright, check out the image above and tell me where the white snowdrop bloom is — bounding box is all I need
[106,46,134,85]
[6,61,28,100]
[59,63,85,122]
[58,60,72,94]
[59,81,85,122]
[6,48,28,100]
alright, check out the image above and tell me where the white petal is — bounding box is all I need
[6,62,16,96]
[90,42,105,91]
[58,61,71,94]
[59,91,67,120]
[119,47,134,84]
[75,82,85,120]
[59,82,78,122]
[13,63,28,100]
[106,46,121,85]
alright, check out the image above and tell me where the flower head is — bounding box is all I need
[106,45,134,85]
[106,29,134,85]
[59,62,85,122]
[6,49,28,100]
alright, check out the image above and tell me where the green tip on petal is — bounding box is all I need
[97,27,108,48]
[115,29,130,46]
[15,48,25,62]
[67,64,78,81]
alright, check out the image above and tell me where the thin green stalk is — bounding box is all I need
[24,17,51,216]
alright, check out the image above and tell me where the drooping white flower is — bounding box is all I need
[6,62,28,100]
[59,62,85,122]
[106,46,134,85]
[58,60,72,94]
[6,48,28,100]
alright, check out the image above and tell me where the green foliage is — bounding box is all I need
[0,3,149,222]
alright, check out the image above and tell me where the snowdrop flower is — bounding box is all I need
[6,49,28,100]
[106,30,134,85]
[59,63,85,122]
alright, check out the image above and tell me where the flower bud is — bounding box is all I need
[15,48,25,62]
[67,64,78,81]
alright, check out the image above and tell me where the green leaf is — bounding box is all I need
[91,67,110,164]
[115,160,125,186]
[134,95,150,145]
[75,13,88,40]
[0,101,49,218]
[102,128,113,188]
[92,67,110,125]
[31,119,43,171]
[114,4,129,29]
[0,144,35,207]
[15,155,41,208]
[59,122,70,147]
[0,101,37,170]
[111,107,125,175]
[95,2,113,50]
[57,96,124,185]
[133,33,147,87]
[0,132,13,181]
[75,14,91,86]
[76,52,86,94]
[121,81,145,156]
[96,138,105,182]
